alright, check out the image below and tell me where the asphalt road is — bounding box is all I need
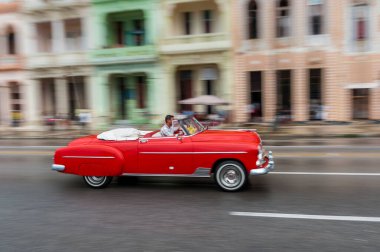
[0,141,380,251]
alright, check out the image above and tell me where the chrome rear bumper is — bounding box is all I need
[250,151,275,176]
[52,164,65,172]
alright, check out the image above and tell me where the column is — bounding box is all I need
[89,73,110,129]
[263,69,276,123]
[23,79,40,127]
[232,54,247,124]
[93,13,106,49]
[162,62,176,115]
[146,65,164,124]
[52,20,65,53]
[0,83,11,126]
[54,78,69,117]
[370,87,380,120]
[292,66,308,122]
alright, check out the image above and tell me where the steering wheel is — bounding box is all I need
[177,128,184,136]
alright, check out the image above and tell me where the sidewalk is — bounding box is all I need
[0,121,379,140]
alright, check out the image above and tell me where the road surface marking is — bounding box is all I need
[271,172,380,176]
[229,212,380,222]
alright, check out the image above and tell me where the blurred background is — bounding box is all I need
[0,0,379,138]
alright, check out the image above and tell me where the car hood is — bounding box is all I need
[191,129,261,143]
[68,135,98,146]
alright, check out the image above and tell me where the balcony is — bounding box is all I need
[160,33,231,54]
[90,45,157,65]
[25,52,88,69]
[22,0,88,13]
[0,55,23,71]
[0,2,19,13]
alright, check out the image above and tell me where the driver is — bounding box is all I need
[160,115,176,137]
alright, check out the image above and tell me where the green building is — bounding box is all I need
[90,0,162,127]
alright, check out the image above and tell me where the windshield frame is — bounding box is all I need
[178,117,206,136]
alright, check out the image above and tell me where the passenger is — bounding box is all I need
[160,115,175,137]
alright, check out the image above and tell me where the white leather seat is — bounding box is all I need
[152,132,162,138]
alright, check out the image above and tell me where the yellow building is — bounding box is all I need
[159,0,234,118]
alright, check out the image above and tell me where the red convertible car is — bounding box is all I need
[52,117,274,192]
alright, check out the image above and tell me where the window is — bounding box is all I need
[276,70,291,114]
[136,76,146,109]
[183,12,192,35]
[249,71,262,120]
[353,4,368,41]
[276,0,290,37]
[112,16,145,47]
[248,0,258,39]
[6,26,16,54]
[115,21,124,45]
[36,22,52,52]
[352,89,369,119]
[132,19,145,46]
[309,0,324,35]
[179,70,193,112]
[10,82,22,124]
[309,69,323,120]
[203,10,213,33]
[64,19,83,51]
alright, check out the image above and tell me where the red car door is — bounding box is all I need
[137,136,194,175]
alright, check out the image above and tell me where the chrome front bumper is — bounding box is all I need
[250,151,275,176]
[52,164,65,172]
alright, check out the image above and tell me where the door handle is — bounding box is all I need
[139,139,148,143]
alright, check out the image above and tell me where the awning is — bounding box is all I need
[344,82,380,89]
[178,95,229,105]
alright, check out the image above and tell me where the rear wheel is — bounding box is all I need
[214,161,247,192]
[83,176,113,189]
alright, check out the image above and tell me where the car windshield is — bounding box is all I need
[179,117,205,135]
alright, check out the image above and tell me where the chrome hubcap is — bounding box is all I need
[220,166,241,188]
[85,176,106,186]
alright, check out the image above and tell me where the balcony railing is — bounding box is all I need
[164,33,227,45]
[22,0,88,12]
[25,52,88,69]
[0,55,23,70]
[160,33,231,54]
[90,45,157,64]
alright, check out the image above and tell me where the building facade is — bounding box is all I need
[0,0,27,127]
[90,0,161,126]
[21,0,92,128]
[159,0,233,118]
[2,0,380,130]
[232,0,380,123]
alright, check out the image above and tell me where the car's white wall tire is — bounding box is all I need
[83,176,113,189]
[215,161,247,192]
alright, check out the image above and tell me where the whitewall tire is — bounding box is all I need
[83,176,113,189]
[215,161,247,192]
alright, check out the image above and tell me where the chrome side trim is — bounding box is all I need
[52,164,65,172]
[192,167,212,177]
[140,151,247,155]
[250,151,275,176]
[63,156,115,159]
[122,167,211,178]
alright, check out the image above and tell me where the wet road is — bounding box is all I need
[0,141,380,251]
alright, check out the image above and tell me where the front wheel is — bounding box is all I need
[83,176,113,189]
[214,161,247,192]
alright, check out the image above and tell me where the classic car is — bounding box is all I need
[52,116,274,192]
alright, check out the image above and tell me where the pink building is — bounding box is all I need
[232,0,380,123]
[0,0,26,127]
